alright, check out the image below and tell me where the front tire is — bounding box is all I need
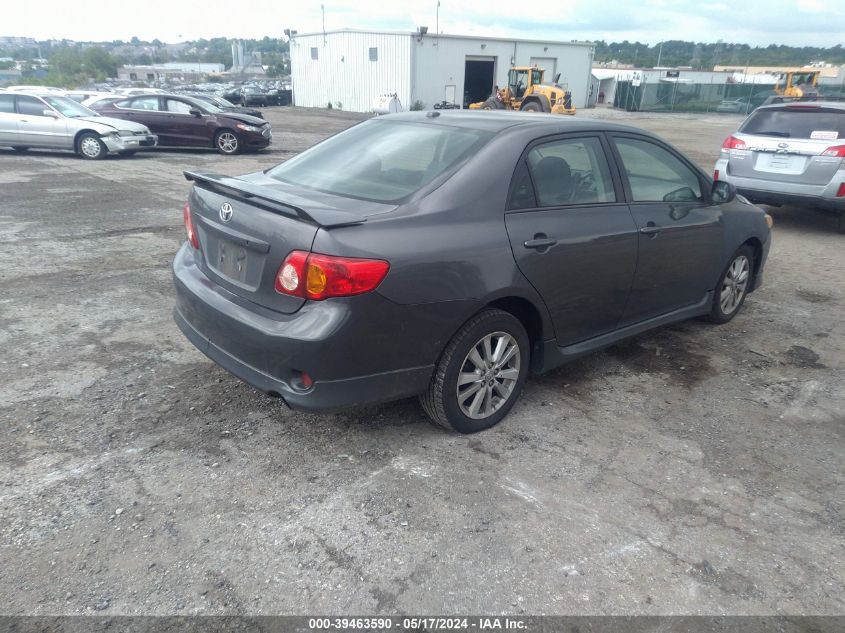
[421,309,530,433]
[521,102,541,112]
[77,133,106,160]
[706,245,754,324]
[215,130,241,155]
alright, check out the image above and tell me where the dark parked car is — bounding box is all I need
[92,93,271,155]
[265,89,292,106]
[173,111,772,433]
[184,94,264,119]
[239,87,268,107]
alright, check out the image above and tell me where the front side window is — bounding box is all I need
[614,137,702,203]
[17,96,50,117]
[166,99,193,114]
[267,120,492,203]
[525,137,616,207]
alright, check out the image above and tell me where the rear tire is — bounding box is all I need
[705,245,754,324]
[11,146,29,152]
[76,133,106,160]
[420,309,530,433]
[214,129,241,155]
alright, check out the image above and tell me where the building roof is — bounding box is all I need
[290,28,595,48]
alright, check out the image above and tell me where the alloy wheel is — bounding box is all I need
[217,132,239,153]
[79,137,102,158]
[457,331,520,419]
[720,254,750,315]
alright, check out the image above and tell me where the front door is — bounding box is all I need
[15,96,67,148]
[609,134,723,324]
[504,134,639,346]
[164,98,208,147]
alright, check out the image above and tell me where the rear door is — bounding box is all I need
[608,134,723,324]
[117,96,171,142]
[728,105,845,186]
[504,134,639,345]
[0,94,18,145]
[15,96,67,148]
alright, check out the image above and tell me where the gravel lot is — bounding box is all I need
[1,106,843,616]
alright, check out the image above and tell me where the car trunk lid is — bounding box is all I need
[184,170,394,314]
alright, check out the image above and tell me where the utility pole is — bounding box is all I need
[321,4,326,45]
[656,41,663,68]
[437,1,440,35]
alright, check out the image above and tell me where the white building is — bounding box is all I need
[289,29,595,112]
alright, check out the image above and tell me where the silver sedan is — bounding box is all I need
[0,91,158,159]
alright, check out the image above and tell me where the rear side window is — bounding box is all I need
[614,137,702,203]
[267,120,492,203]
[740,107,845,140]
[128,96,161,111]
[0,94,14,113]
[525,137,616,207]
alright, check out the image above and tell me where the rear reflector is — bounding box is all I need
[714,170,720,181]
[822,145,845,158]
[183,203,199,249]
[275,251,390,300]
[722,135,747,151]
[837,183,845,198]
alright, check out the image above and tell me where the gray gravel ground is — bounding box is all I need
[0,106,842,615]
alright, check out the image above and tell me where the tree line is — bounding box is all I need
[594,40,845,69]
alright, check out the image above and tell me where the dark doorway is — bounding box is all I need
[463,58,495,107]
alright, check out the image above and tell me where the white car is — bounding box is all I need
[0,91,158,159]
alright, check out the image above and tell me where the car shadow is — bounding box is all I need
[762,204,842,235]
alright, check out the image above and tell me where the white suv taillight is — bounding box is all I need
[821,145,845,158]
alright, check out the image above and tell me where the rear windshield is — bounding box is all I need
[740,107,845,140]
[266,119,493,203]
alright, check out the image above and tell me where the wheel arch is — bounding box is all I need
[213,127,239,150]
[742,236,764,292]
[486,295,549,372]
[73,128,103,150]
[521,95,550,112]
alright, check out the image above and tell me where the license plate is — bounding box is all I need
[212,238,250,284]
[755,153,804,175]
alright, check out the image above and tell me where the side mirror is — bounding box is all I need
[711,180,736,204]
[189,108,202,117]
[43,109,59,118]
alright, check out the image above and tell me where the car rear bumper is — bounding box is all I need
[171,243,435,411]
[715,157,845,211]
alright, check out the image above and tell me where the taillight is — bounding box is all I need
[275,251,390,300]
[837,183,845,198]
[821,145,845,158]
[714,169,720,181]
[183,203,199,249]
[722,135,747,151]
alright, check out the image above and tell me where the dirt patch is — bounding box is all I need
[796,289,835,304]
[607,334,715,388]
[785,345,826,369]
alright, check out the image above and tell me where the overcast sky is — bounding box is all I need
[3,0,843,48]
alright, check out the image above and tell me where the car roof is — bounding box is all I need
[382,110,655,136]
[755,100,845,112]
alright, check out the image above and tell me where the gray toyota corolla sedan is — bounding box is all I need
[173,111,772,433]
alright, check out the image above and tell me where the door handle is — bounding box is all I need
[639,223,661,236]
[524,236,557,250]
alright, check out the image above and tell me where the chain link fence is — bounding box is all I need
[613,79,845,115]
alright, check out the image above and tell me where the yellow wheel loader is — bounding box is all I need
[469,66,576,115]
[774,71,821,98]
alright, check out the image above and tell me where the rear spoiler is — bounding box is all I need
[184,171,368,228]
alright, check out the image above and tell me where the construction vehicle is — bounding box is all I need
[774,70,821,98]
[469,66,576,115]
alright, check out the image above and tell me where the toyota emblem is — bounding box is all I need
[777,142,789,149]
[219,203,234,222]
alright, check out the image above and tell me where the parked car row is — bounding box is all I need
[0,89,273,158]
